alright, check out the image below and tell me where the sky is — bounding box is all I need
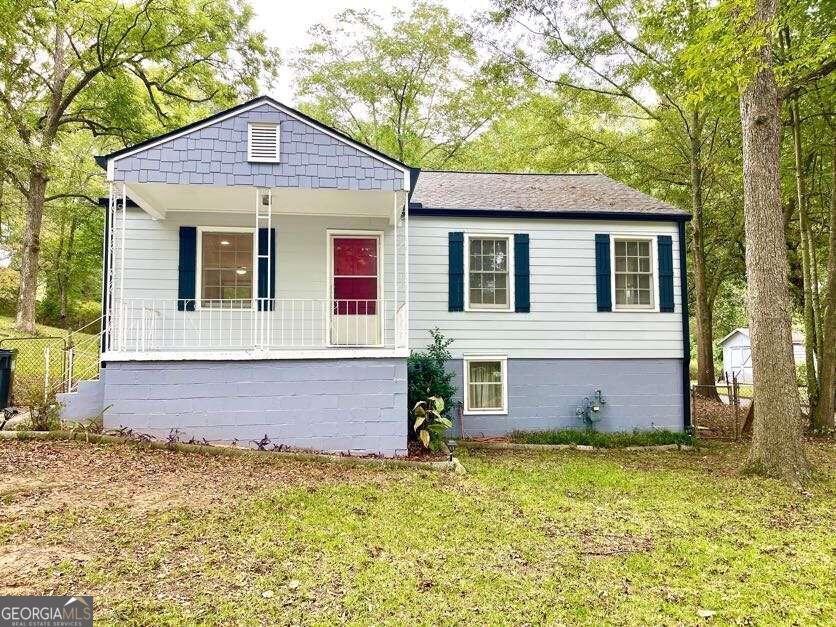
[247,0,494,102]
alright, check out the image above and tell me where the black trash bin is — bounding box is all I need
[0,348,16,410]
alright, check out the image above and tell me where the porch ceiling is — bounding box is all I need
[125,183,406,221]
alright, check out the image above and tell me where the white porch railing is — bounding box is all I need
[106,298,407,352]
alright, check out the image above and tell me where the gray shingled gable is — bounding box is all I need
[110,101,406,191]
[410,171,689,217]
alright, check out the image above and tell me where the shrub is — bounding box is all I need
[507,429,694,448]
[412,396,453,451]
[407,328,456,439]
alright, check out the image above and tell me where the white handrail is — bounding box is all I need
[106,298,405,352]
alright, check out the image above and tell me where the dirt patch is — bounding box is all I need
[579,532,654,557]
[693,397,744,438]
[0,544,92,595]
[0,440,399,515]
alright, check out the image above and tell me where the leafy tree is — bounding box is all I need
[487,0,745,397]
[0,0,278,333]
[292,2,524,167]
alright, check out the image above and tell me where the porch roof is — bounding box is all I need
[111,183,406,221]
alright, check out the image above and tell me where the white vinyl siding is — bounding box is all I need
[409,217,683,359]
[112,209,395,305]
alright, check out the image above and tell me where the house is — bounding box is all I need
[58,96,692,456]
[719,327,807,384]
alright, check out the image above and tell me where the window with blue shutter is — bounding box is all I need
[594,233,612,312]
[177,226,197,311]
[448,232,464,311]
[658,235,674,312]
[258,227,276,311]
[514,233,530,313]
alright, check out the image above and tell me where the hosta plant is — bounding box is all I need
[413,396,452,451]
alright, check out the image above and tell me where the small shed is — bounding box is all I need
[718,328,806,384]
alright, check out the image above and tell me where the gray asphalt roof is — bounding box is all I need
[410,171,689,217]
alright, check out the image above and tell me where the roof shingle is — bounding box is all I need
[410,171,689,217]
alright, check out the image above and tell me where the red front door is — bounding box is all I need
[332,236,378,315]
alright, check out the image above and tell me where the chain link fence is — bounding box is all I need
[0,336,69,408]
[692,373,810,439]
[1,320,102,410]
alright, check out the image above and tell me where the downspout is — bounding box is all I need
[679,220,692,431]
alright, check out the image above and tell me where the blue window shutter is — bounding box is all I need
[177,226,197,311]
[595,234,612,312]
[658,235,674,312]
[258,228,276,311]
[448,232,464,312]
[514,233,530,313]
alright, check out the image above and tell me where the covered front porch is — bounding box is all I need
[103,182,410,360]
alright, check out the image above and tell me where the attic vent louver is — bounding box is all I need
[247,122,280,162]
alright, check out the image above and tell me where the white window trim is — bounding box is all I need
[195,226,258,310]
[324,229,385,348]
[610,234,660,313]
[464,233,515,313]
[247,122,281,163]
[463,355,509,415]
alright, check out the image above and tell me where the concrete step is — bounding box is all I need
[58,378,103,421]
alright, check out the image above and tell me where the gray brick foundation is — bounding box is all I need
[450,358,685,436]
[97,358,408,456]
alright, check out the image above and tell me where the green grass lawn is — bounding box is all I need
[507,429,694,448]
[1,439,833,624]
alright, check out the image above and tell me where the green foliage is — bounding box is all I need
[0,269,18,317]
[407,328,456,439]
[293,2,524,167]
[507,429,694,448]
[412,396,453,451]
[0,0,279,331]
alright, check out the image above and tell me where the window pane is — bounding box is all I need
[468,237,510,309]
[470,252,482,271]
[468,361,503,410]
[333,237,377,276]
[202,232,253,306]
[613,239,653,309]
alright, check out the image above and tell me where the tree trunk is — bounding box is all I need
[740,0,810,482]
[789,97,819,418]
[689,114,721,400]
[58,214,77,325]
[15,169,47,334]
[814,141,836,429]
